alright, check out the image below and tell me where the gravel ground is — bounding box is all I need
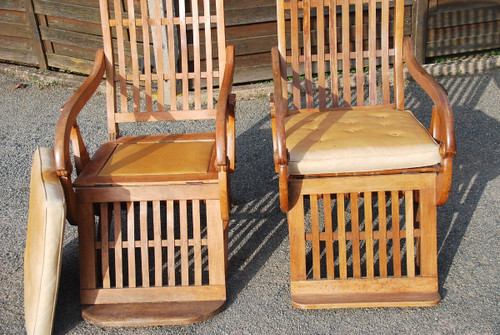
[0,68,498,334]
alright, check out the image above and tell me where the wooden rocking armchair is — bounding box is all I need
[54,0,235,326]
[270,0,455,308]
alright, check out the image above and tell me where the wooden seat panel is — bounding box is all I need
[74,133,218,187]
[99,141,214,176]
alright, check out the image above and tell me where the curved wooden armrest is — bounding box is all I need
[53,49,105,224]
[215,46,235,223]
[271,47,290,212]
[54,49,105,175]
[403,36,456,158]
[271,47,288,167]
[404,37,456,205]
[215,45,235,171]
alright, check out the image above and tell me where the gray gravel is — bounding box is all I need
[0,68,499,334]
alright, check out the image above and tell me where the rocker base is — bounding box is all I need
[82,300,226,327]
[291,292,441,309]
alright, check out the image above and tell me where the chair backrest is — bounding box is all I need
[99,0,228,138]
[276,0,405,110]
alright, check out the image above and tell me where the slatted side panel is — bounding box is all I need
[101,0,226,120]
[279,0,405,109]
[301,191,420,279]
[92,200,212,289]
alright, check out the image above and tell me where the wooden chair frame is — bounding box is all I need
[270,0,455,308]
[54,0,235,326]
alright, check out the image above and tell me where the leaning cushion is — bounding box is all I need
[25,147,66,335]
[285,108,441,175]
[98,141,214,176]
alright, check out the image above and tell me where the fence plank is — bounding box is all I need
[23,0,47,68]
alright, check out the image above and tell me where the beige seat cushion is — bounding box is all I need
[285,108,441,175]
[25,147,66,335]
[99,141,214,177]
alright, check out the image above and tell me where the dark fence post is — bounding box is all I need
[412,0,429,64]
[23,0,48,69]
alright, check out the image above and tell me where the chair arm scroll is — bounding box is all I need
[54,49,105,224]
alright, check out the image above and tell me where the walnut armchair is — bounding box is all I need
[54,0,235,326]
[270,0,455,308]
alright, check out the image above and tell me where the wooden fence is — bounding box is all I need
[1,0,499,84]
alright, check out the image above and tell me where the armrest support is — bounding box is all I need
[53,49,105,224]
[54,49,105,175]
[403,36,456,158]
[215,45,235,171]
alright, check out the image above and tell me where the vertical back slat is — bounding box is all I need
[153,0,164,111]
[378,191,388,277]
[127,202,136,287]
[391,190,401,276]
[341,0,351,106]
[350,192,361,277]
[216,0,227,82]
[355,0,364,106]
[291,0,301,108]
[381,0,390,104]
[405,191,415,277]
[324,194,334,279]
[364,192,374,278]
[166,200,175,286]
[139,0,153,111]
[329,0,339,107]
[192,0,202,109]
[394,0,405,109]
[126,0,141,112]
[337,193,347,279]
[310,195,321,279]
[140,201,149,287]
[179,0,189,110]
[303,0,313,108]
[113,202,123,288]
[100,203,110,288]
[368,0,377,104]
[153,200,162,286]
[192,200,202,285]
[277,0,287,99]
[180,200,189,285]
[113,0,127,114]
[166,0,177,109]
[204,0,214,108]
[317,0,326,107]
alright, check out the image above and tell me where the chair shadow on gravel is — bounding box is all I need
[407,72,500,299]
[225,115,288,306]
